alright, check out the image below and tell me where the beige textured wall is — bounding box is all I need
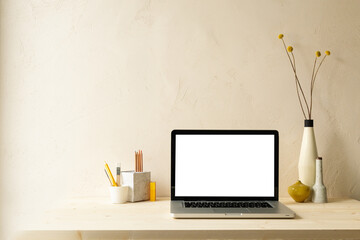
[1,0,360,238]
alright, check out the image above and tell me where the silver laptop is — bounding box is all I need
[170,130,295,218]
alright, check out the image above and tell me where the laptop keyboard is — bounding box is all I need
[184,201,273,208]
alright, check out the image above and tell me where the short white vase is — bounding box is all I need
[312,157,328,203]
[298,119,318,188]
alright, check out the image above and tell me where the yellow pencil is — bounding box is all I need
[104,161,118,186]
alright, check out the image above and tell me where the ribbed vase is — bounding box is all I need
[298,119,318,188]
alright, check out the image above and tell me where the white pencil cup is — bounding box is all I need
[109,186,128,204]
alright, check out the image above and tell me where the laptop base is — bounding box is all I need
[171,200,295,219]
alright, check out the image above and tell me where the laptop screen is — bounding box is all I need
[171,130,278,200]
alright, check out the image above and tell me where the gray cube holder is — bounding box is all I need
[121,171,150,202]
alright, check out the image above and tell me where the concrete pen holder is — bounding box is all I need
[121,171,150,202]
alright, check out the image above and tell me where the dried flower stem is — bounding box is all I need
[291,52,307,119]
[309,55,327,119]
[281,39,310,119]
[309,57,317,119]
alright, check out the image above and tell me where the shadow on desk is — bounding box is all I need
[283,198,353,205]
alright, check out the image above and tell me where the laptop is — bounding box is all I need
[170,129,296,218]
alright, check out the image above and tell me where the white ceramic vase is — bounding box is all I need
[312,157,327,203]
[298,120,318,188]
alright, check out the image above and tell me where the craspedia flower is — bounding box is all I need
[278,34,284,39]
[287,46,293,52]
[325,51,331,56]
[316,51,321,57]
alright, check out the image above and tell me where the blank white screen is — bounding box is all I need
[175,134,275,197]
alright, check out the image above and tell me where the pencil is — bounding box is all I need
[138,150,141,172]
[135,151,137,172]
[136,151,138,172]
[104,169,112,186]
[116,163,121,186]
[141,150,143,172]
[104,161,118,186]
[139,150,141,172]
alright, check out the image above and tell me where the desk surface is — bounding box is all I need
[17,197,360,239]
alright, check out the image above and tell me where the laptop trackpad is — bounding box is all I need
[213,208,250,213]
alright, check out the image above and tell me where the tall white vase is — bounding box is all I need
[298,120,318,188]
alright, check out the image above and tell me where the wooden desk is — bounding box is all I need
[16,197,360,239]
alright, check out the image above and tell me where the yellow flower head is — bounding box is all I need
[325,51,331,56]
[316,51,321,57]
[287,46,293,52]
[278,34,284,39]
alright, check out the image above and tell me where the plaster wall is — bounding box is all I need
[1,0,360,238]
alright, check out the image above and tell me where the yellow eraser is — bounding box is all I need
[150,182,156,201]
